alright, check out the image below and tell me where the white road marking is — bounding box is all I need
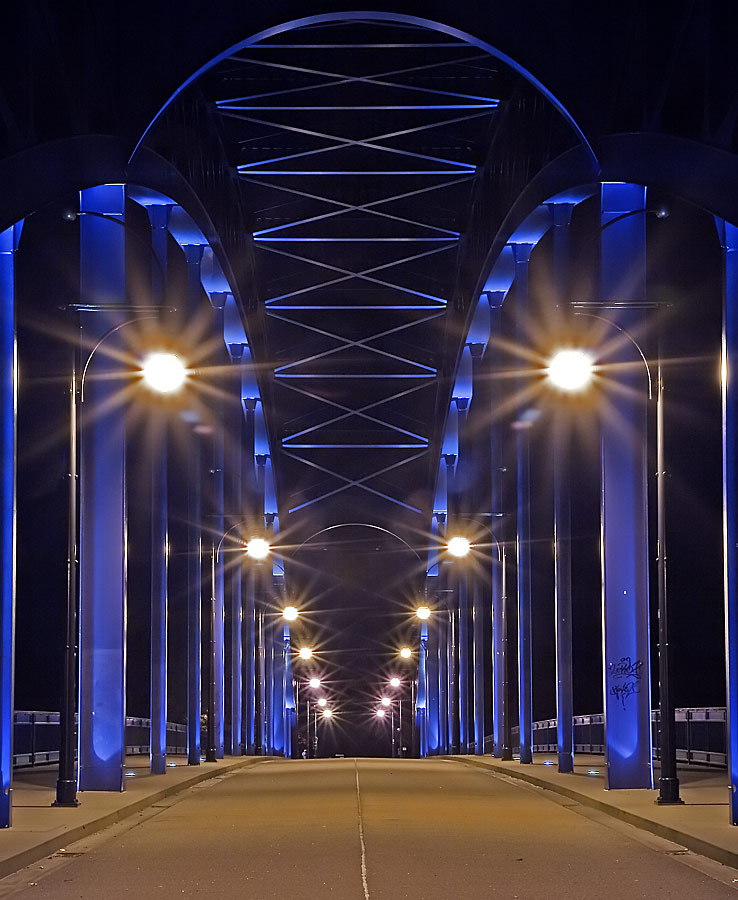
[354,760,371,900]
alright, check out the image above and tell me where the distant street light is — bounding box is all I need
[318,697,328,708]
[376,708,386,718]
[389,677,401,688]
[298,647,313,660]
[381,696,391,707]
[399,647,412,659]
[322,708,333,719]
[309,677,321,689]
[415,606,431,620]
[282,606,299,622]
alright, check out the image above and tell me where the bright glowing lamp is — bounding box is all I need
[141,352,187,394]
[447,535,471,558]
[298,647,313,660]
[389,677,401,688]
[415,605,431,620]
[318,697,328,707]
[376,708,386,718]
[282,606,299,622]
[245,537,270,560]
[309,677,321,689]
[399,647,412,659]
[322,708,333,719]
[546,349,594,392]
[381,696,391,707]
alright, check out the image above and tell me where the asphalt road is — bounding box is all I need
[2,758,737,899]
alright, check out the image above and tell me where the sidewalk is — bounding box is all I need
[450,753,738,868]
[1,755,267,879]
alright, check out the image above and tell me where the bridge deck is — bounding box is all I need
[0,756,735,898]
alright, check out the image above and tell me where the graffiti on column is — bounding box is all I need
[608,657,643,709]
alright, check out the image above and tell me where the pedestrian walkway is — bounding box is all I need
[451,754,738,868]
[2,757,265,879]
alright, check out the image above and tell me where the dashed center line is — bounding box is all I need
[354,760,371,900]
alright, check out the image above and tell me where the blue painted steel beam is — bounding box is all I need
[78,186,127,792]
[716,218,738,823]
[512,242,534,766]
[184,245,205,767]
[143,202,171,777]
[552,203,575,774]
[599,183,653,790]
[0,222,21,826]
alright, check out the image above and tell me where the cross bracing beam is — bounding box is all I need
[205,17,506,519]
[283,449,427,514]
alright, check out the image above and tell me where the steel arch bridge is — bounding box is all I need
[1,2,738,833]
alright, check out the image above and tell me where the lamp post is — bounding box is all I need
[547,305,682,804]
[444,525,508,760]
[54,307,185,807]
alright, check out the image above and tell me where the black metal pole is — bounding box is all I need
[54,333,80,807]
[656,349,682,804]
[205,545,217,762]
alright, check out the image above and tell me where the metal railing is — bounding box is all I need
[13,712,189,769]
[509,707,727,767]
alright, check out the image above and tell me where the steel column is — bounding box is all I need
[184,244,204,767]
[717,218,738,823]
[512,241,534,765]
[242,400,257,753]
[144,202,171,777]
[552,203,575,774]
[599,182,653,789]
[78,186,127,792]
[0,223,20,824]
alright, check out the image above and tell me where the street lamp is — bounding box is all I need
[246,536,270,560]
[446,535,471,558]
[399,647,412,659]
[318,697,328,708]
[309,677,321,689]
[55,310,187,807]
[298,647,313,661]
[548,308,682,804]
[389,677,401,688]
[415,605,431,620]
[322,708,333,719]
[282,606,299,622]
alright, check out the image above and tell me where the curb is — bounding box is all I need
[447,756,738,871]
[0,757,267,880]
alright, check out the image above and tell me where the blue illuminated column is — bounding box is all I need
[417,623,429,757]
[443,453,460,753]
[716,218,738,824]
[453,398,471,752]
[469,342,490,756]
[600,182,653,789]
[78,185,128,792]
[255,455,267,753]
[142,201,171,777]
[242,399,257,753]
[436,514,449,754]
[184,244,205,767]
[283,624,294,758]
[209,294,227,759]
[487,294,508,760]
[511,241,534,765]
[0,221,21,826]
[228,347,244,756]
[425,582,440,755]
[552,202,575,774]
